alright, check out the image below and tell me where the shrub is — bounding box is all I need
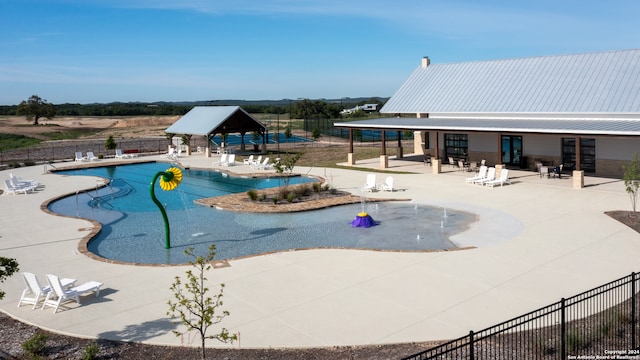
[323,184,331,191]
[22,331,47,357]
[279,188,289,200]
[82,342,100,360]
[23,160,36,166]
[312,182,321,192]
[286,191,297,203]
[272,195,280,204]
[247,189,258,201]
[297,185,311,197]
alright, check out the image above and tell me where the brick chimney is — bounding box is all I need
[422,56,430,68]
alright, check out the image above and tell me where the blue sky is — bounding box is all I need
[1,0,639,105]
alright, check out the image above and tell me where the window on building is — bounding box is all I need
[562,138,596,173]
[444,133,468,160]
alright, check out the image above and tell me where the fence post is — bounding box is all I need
[633,272,637,350]
[561,297,566,359]
[469,330,474,360]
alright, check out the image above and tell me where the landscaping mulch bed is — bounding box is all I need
[0,311,440,360]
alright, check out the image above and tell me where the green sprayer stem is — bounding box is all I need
[150,171,174,249]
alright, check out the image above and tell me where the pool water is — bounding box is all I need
[49,162,476,265]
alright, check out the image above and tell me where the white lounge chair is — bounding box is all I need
[243,154,254,165]
[474,167,496,185]
[4,179,34,195]
[18,272,75,309]
[166,148,177,160]
[215,153,228,166]
[486,169,511,187]
[362,174,377,192]
[74,152,87,162]
[381,176,394,192]
[42,274,102,313]
[254,157,270,170]
[465,166,487,183]
[223,154,236,166]
[10,174,38,189]
[86,151,99,161]
[115,149,129,159]
[251,155,263,169]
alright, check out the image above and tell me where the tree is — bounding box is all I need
[312,127,321,141]
[273,152,302,189]
[105,135,117,156]
[623,153,640,213]
[16,95,56,125]
[167,245,236,360]
[284,125,292,140]
[0,257,19,300]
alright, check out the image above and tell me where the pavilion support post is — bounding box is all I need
[240,132,246,152]
[380,155,389,168]
[396,131,403,159]
[380,130,388,169]
[185,135,192,156]
[348,129,355,165]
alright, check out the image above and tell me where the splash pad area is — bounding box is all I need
[49,162,477,265]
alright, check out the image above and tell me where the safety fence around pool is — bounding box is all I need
[401,272,640,360]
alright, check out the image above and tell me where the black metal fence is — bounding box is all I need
[0,136,226,166]
[402,272,639,359]
[303,117,413,142]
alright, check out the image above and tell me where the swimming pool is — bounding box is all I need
[49,162,477,265]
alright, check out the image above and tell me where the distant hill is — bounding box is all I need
[156,97,389,107]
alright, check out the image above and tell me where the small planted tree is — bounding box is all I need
[284,125,292,140]
[167,245,236,360]
[623,153,640,213]
[312,127,321,141]
[105,135,117,157]
[273,152,302,189]
[0,256,19,300]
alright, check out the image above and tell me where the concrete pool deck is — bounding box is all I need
[0,153,638,349]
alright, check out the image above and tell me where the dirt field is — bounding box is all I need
[0,115,179,140]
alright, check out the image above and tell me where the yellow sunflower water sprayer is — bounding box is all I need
[150,167,183,249]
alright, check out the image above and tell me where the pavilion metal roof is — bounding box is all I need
[334,117,640,136]
[165,106,267,136]
[381,49,640,115]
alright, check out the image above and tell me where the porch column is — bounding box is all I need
[573,136,584,188]
[432,131,441,174]
[240,132,246,152]
[497,133,503,167]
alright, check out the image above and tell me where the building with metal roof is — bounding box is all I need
[165,106,268,156]
[335,49,640,183]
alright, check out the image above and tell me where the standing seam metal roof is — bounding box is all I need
[381,49,640,114]
[165,106,266,136]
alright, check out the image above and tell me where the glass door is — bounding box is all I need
[501,135,522,167]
